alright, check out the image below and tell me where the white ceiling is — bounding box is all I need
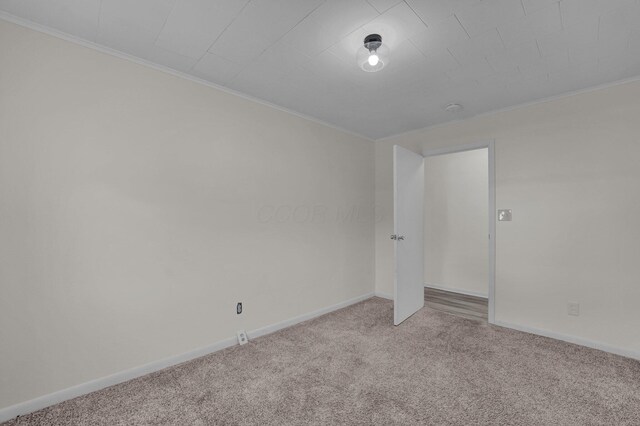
[1,0,640,139]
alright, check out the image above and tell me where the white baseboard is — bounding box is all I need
[374,291,393,300]
[247,292,373,339]
[493,320,640,361]
[0,292,374,423]
[0,337,236,423]
[424,283,488,299]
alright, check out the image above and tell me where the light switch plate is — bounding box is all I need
[498,209,512,221]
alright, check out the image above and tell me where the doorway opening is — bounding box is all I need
[423,147,489,321]
[422,142,495,323]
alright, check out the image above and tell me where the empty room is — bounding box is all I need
[1,1,639,425]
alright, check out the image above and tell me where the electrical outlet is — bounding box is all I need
[237,330,248,345]
[568,302,580,316]
[236,302,242,315]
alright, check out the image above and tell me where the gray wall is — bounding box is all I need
[0,20,375,409]
[376,79,640,358]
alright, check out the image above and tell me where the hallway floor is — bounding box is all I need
[424,287,488,321]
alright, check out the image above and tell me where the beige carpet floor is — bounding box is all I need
[4,297,640,425]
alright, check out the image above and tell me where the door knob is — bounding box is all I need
[390,235,405,240]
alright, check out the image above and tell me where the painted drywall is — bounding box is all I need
[424,149,488,296]
[376,79,640,356]
[0,19,374,410]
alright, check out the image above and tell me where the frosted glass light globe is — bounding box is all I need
[357,44,389,72]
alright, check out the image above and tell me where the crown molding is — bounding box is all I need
[4,11,640,145]
[0,11,373,142]
[376,73,640,142]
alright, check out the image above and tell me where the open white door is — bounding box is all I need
[393,145,425,325]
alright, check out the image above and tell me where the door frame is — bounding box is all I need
[422,140,496,324]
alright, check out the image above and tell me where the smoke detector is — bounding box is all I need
[444,103,464,113]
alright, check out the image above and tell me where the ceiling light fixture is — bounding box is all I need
[358,34,388,72]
